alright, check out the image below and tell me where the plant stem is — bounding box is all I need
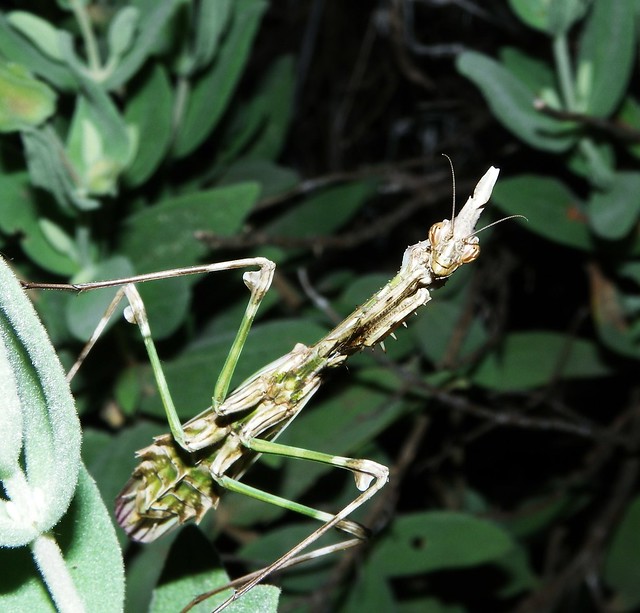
[69,0,101,74]
[31,532,85,613]
[553,34,576,110]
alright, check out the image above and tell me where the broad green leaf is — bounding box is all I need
[120,182,259,272]
[152,569,278,613]
[105,0,181,90]
[174,0,267,157]
[0,60,56,132]
[604,496,640,610]
[218,159,299,199]
[587,172,640,240]
[119,182,259,337]
[508,0,590,34]
[342,570,395,613]
[0,15,75,90]
[267,180,377,238]
[500,47,557,100]
[21,127,100,212]
[124,65,173,187]
[65,84,134,196]
[546,0,591,35]
[472,331,610,391]
[493,546,539,598]
[0,466,124,612]
[38,219,79,263]
[242,55,296,161]
[125,533,179,613]
[6,12,64,62]
[565,138,615,187]
[178,0,233,74]
[369,512,515,576]
[239,523,340,585]
[577,0,636,117]
[617,96,640,160]
[398,598,465,613]
[456,51,577,152]
[413,295,487,365]
[502,493,580,540]
[107,7,140,61]
[590,268,640,358]
[0,172,79,275]
[215,55,294,165]
[65,256,136,341]
[492,175,594,250]
[0,255,80,546]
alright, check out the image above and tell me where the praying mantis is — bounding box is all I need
[21,166,500,611]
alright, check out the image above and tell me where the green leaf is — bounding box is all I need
[38,219,79,263]
[456,51,577,152]
[0,466,124,612]
[180,0,233,74]
[124,65,173,187]
[604,496,640,610]
[152,569,278,613]
[0,255,81,546]
[65,256,136,341]
[267,180,377,238]
[65,81,134,196]
[369,512,515,576]
[342,571,396,613]
[125,533,179,613]
[218,159,299,199]
[617,96,640,160]
[472,331,610,391]
[577,0,636,117]
[105,0,181,90]
[412,295,487,365]
[0,59,56,132]
[500,47,557,99]
[174,0,267,157]
[120,182,259,272]
[6,12,64,62]
[590,269,640,358]
[21,127,100,212]
[0,14,75,90]
[0,172,79,275]
[240,55,296,162]
[587,172,640,240]
[107,7,140,62]
[508,0,590,34]
[492,175,594,250]
[118,182,259,337]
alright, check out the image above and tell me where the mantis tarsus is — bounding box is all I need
[22,166,500,611]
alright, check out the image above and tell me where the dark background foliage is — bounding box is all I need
[1,1,640,611]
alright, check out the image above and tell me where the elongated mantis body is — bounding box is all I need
[22,166,500,611]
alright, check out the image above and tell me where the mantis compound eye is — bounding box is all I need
[460,238,480,264]
[428,220,450,247]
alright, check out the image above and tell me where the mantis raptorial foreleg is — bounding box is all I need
[31,258,276,450]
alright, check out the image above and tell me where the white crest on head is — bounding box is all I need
[453,166,500,240]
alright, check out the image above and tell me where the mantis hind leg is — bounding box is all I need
[210,436,389,611]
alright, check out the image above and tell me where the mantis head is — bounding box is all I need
[428,219,481,278]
